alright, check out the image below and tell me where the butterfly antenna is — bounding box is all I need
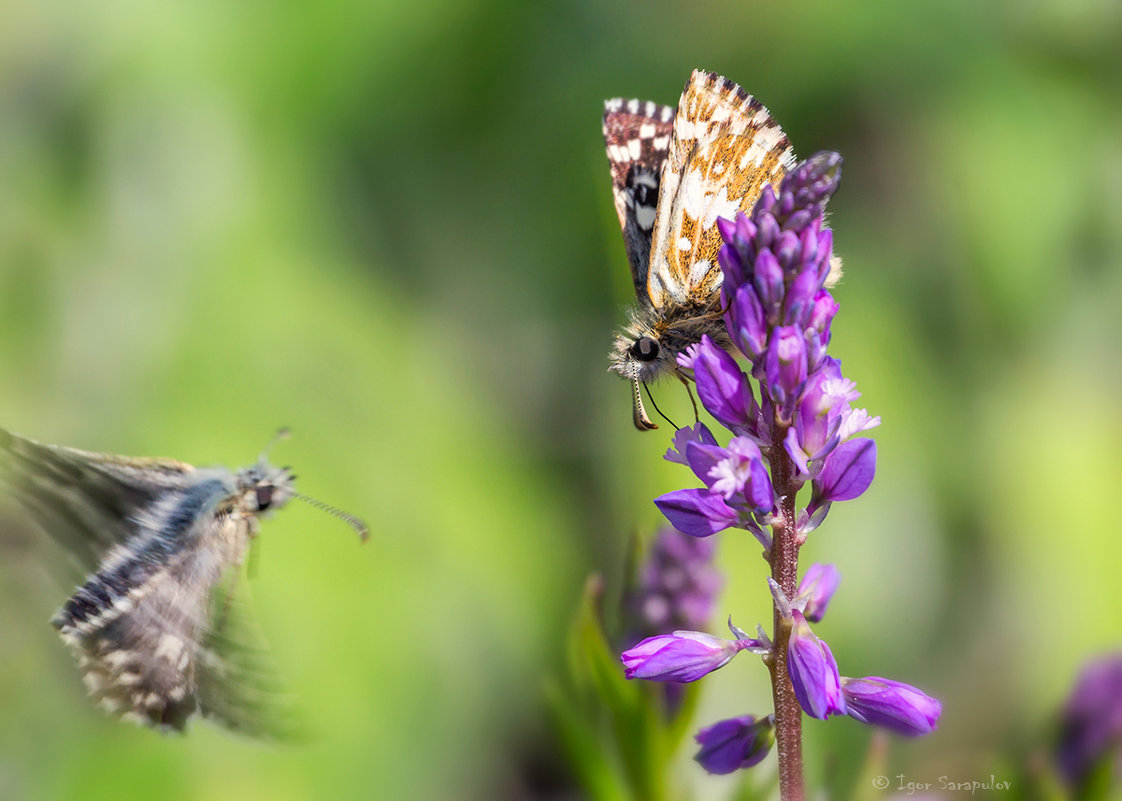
[259,427,292,463]
[292,491,369,543]
[643,382,679,430]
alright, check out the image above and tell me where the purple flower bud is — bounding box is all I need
[691,336,754,428]
[783,266,820,328]
[765,326,808,403]
[807,290,838,339]
[755,185,779,221]
[813,228,834,284]
[842,677,941,736]
[787,611,846,719]
[797,563,840,623]
[717,229,748,290]
[655,488,737,537]
[725,282,768,359]
[779,152,842,229]
[774,229,802,271]
[664,423,718,466]
[809,438,877,514]
[803,329,827,375]
[621,631,749,682]
[694,715,774,774]
[753,247,784,309]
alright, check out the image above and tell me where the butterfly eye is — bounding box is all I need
[630,337,660,362]
[255,485,274,511]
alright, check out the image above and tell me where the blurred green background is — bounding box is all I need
[1,0,1120,798]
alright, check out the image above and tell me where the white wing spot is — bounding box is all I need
[155,634,183,662]
[689,259,712,286]
[677,236,692,251]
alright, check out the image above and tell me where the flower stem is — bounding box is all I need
[769,420,805,801]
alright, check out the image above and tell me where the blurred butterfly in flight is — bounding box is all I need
[603,69,839,430]
[0,427,367,737]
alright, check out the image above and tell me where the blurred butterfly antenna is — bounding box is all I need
[292,492,369,543]
[643,382,679,430]
[259,427,292,462]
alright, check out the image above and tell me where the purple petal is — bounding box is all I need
[842,676,941,736]
[694,715,774,774]
[787,611,846,719]
[685,442,727,489]
[765,326,808,402]
[726,283,767,359]
[655,489,737,537]
[753,247,783,307]
[621,631,741,682]
[797,563,841,623]
[664,423,718,465]
[692,336,753,428]
[811,438,877,510]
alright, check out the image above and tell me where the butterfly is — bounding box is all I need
[0,426,367,736]
[603,69,798,430]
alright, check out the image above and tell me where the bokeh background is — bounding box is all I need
[1,0,1120,799]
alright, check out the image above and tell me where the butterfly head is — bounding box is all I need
[609,315,678,431]
[236,460,296,515]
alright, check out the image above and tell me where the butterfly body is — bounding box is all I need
[603,70,796,429]
[0,428,307,735]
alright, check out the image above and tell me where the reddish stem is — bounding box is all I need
[768,419,804,801]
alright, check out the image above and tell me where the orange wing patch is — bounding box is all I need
[647,70,795,308]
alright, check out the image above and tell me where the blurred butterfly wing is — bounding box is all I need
[0,427,195,570]
[56,557,209,730]
[602,98,674,308]
[197,566,303,740]
[47,474,244,731]
[648,70,795,308]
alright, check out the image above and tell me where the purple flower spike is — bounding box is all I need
[787,611,845,719]
[1055,653,1122,788]
[842,677,941,736]
[694,715,775,774]
[622,631,750,682]
[691,336,754,428]
[797,563,841,623]
[623,527,723,641]
[809,437,877,514]
[655,488,737,537]
[781,152,843,225]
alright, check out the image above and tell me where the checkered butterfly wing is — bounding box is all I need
[602,98,674,308]
[647,70,795,309]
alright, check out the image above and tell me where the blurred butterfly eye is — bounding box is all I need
[255,485,274,511]
[631,337,660,362]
